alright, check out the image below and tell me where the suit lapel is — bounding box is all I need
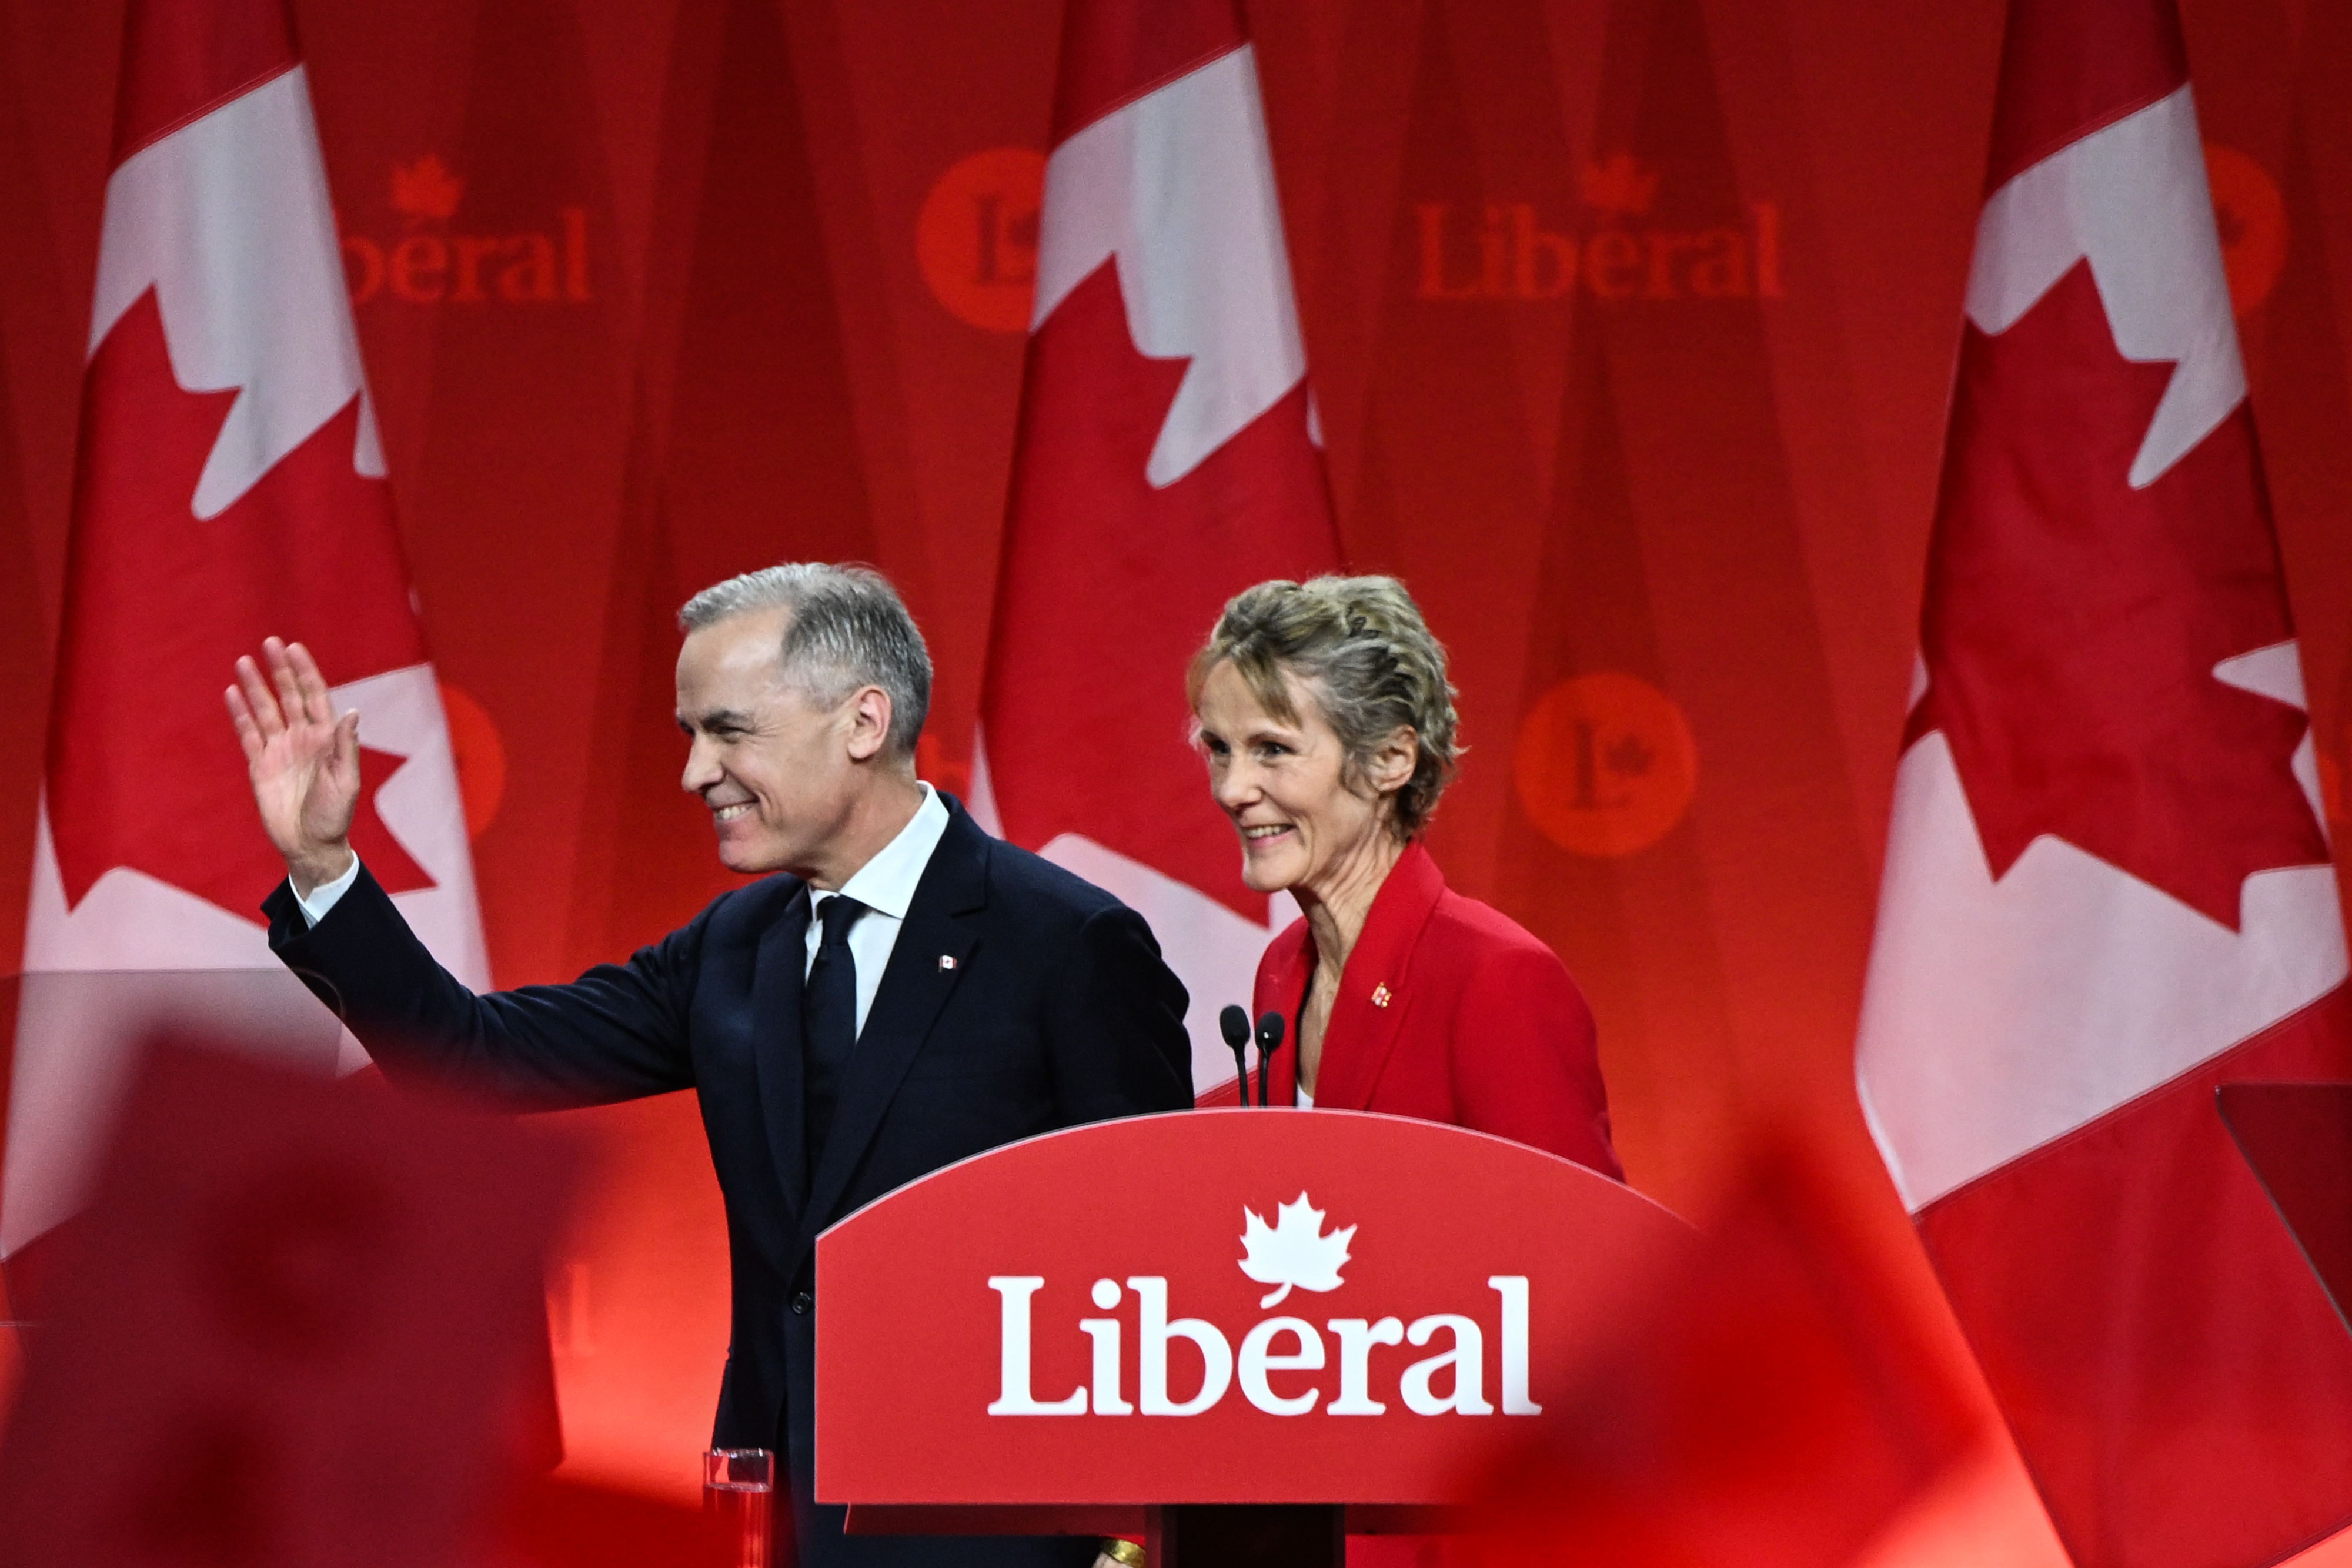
[1313,842,1446,1112]
[795,810,988,1256]
[751,883,814,1218]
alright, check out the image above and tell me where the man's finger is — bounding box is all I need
[233,654,286,740]
[333,709,362,780]
[225,686,266,765]
[263,638,307,727]
[286,640,336,728]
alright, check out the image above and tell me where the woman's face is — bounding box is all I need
[1195,660,1406,898]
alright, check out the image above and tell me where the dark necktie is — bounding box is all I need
[802,893,868,1177]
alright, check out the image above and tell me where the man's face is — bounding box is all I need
[675,609,857,877]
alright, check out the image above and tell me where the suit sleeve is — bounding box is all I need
[266,864,697,1110]
[1041,902,1194,1124]
[1448,944,1623,1180]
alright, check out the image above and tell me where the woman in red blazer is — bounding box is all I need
[1190,575,1621,1179]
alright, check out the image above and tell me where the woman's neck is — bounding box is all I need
[1297,832,1408,979]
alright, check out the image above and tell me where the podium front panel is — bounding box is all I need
[816,1108,1690,1507]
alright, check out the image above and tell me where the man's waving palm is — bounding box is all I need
[226,637,360,897]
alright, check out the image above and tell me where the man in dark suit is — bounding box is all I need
[226,564,1192,1568]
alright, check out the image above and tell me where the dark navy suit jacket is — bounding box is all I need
[265,800,1190,1564]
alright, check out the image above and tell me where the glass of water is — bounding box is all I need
[703,1448,774,1568]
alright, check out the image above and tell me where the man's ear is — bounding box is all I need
[844,686,896,764]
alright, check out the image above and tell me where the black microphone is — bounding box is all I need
[1218,1005,1253,1107]
[1254,1011,1286,1109]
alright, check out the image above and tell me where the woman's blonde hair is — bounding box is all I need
[1187,575,1461,839]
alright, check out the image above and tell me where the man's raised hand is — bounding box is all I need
[226,638,360,897]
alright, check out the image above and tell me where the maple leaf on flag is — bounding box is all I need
[1238,1192,1355,1308]
[989,262,1332,919]
[44,290,434,922]
[1909,260,2326,930]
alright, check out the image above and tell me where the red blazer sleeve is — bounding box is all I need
[1446,941,1622,1180]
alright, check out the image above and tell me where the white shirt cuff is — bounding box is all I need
[294,855,363,928]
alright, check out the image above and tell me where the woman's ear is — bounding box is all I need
[1370,726,1419,797]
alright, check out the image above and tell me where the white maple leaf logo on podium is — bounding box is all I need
[1238,1192,1356,1308]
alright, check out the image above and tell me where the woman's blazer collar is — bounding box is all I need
[1274,839,1448,1112]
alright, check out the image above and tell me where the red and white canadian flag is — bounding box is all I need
[1856,0,2352,1562]
[977,0,1342,1089]
[2,0,485,1276]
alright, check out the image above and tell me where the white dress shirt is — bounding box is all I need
[294,851,363,925]
[803,783,949,1039]
[294,782,952,1045]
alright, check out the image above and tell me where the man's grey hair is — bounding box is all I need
[678,564,931,757]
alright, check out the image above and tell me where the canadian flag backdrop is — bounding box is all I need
[2,0,485,1271]
[1856,0,2352,1562]
[0,0,2350,1556]
[978,0,1341,1088]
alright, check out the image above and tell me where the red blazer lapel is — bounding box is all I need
[1247,919,1311,1105]
[1299,842,1446,1112]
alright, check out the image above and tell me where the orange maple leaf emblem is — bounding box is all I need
[391,155,463,222]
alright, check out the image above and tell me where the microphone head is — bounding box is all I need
[1219,1005,1251,1048]
[1254,1011,1286,1052]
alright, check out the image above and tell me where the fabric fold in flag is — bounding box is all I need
[3,0,487,1290]
[1855,1,2352,1563]
[977,0,1343,1094]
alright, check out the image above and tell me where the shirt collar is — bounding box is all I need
[818,783,950,923]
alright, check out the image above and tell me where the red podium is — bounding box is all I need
[816,1108,1692,1566]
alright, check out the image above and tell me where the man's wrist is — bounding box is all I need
[288,844,357,900]
[292,851,363,930]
